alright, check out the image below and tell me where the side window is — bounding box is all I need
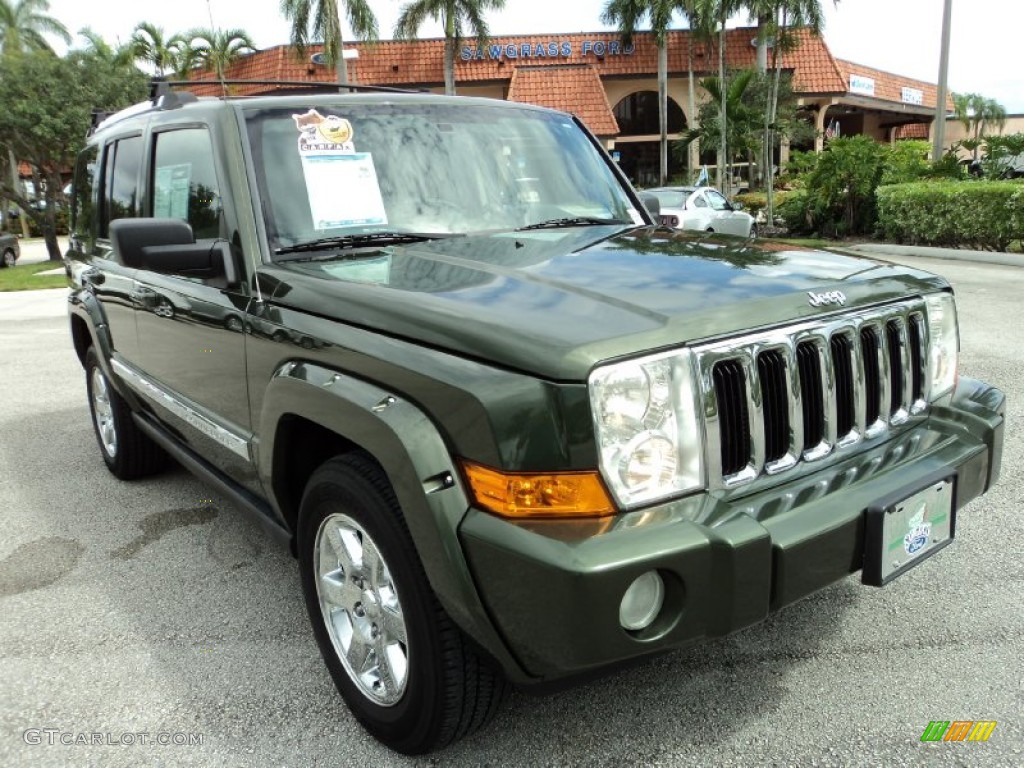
[71,146,99,250]
[705,190,729,211]
[101,136,142,238]
[692,194,708,209]
[151,128,223,239]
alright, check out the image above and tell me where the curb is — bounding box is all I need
[841,243,1022,268]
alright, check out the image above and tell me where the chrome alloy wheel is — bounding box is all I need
[314,512,409,706]
[90,367,117,458]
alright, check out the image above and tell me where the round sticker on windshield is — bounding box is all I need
[292,109,355,152]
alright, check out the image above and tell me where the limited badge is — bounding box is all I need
[903,500,932,556]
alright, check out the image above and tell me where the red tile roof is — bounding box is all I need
[507,65,619,136]
[191,27,947,118]
[895,123,930,140]
[834,59,953,110]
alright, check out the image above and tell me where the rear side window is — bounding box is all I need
[151,128,223,239]
[100,136,142,238]
[71,146,99,249]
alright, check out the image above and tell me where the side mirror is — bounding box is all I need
[637,191,661,219]
[732,202,745,212]
[110,218,238,288]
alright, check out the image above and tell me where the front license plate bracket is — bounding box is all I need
[862,470,957,587]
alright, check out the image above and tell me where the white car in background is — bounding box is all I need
[646,186,757,238]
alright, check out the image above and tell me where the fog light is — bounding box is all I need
[619,571,664,631]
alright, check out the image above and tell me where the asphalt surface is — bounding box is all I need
[0,253,1021,767]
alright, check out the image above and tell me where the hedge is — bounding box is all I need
[876,181,1024,251]
[732,190,793,221]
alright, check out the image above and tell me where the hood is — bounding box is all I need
[263,226,947,380]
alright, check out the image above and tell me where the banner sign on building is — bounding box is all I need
[462,40,635,62]
[849,74,876,96]
[901,87,924,105]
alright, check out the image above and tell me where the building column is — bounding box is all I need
[814,104,829,153]
[780,135,791,167]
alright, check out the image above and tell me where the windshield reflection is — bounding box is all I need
[244,101,640,252]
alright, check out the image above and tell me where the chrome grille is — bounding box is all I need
[697,300,930,489]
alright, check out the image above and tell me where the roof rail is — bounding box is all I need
[155,79,417,96]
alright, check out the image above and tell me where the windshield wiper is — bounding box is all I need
[275,231,461,255]
[515,217,631,231]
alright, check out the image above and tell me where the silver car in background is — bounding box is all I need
[646,186,757,238]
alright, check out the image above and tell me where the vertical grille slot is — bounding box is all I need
[712,360,750,476]
[860,326,881,425]
[830,333,855,437]
[886,320,904,416]
[908,313,925,401]
[796,340,824,451]
[758,349,789,463]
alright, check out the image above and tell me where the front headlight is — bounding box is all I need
[925,292,959,401]
[588,350,704,509]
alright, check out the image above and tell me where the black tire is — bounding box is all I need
[1,248,15,268]
[298,454,507,754]
[749,223,758,239]
[84,347,165,479]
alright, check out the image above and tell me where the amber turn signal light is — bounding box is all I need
[460,460,616,519]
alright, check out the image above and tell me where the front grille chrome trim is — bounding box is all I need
[695,299,930,492]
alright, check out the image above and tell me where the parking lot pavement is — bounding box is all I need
[0,255,1021,767]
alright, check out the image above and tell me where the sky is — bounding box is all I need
[43,0,1024,113]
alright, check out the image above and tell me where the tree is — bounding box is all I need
[602,0,682,187]
[697,0,743,194]
[745,0,835,222]
[76,27,136,68]
[0,0,70,237]
[681,1,716,180]
[394,0,505,96]
[187,27,257,80]
[281,0,378,86]
[0,50,148,258]
[0,0,69,55]
[129,22,186,77]
[677,69,760,165]
[953,92,1007,160]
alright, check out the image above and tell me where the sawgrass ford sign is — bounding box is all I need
[461,39,636,61]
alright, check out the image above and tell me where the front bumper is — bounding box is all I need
[459,377,1004,683]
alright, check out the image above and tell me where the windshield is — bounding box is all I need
[243,101,641,252]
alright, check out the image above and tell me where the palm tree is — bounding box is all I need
[602,0,682,187]
[701,0,744,194]
[188,28,257,80]
[281,0,378,86]
[745,0,834,221]
[681,1,715,180]
[129,22,185,78]
[0,0,69,237]
[954,92,1007,160]
[76,27,136,68]
[0,0,69,56]
[394,0,505,96]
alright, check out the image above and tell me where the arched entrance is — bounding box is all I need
[611,91,687,187]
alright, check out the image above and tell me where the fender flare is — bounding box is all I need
[258,361,529,680]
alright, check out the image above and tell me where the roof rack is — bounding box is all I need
[153,79,417,98]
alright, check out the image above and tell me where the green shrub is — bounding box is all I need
[876,181,1024,251]
[776,189,812,234]
[882,141,932,186]
[805,136,886,237]
[733,190,791,220]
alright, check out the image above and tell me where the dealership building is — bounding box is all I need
[207,26,950,185]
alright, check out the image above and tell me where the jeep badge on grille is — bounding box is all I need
[808,290,847,307]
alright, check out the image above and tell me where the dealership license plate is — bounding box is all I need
[862,475,956,586]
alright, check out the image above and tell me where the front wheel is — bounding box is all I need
[1,248,15,268]
[85,347,165,479]
[298,454,507,754]
[749,223,758,239]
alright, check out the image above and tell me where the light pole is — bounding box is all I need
[932,0,953,160]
